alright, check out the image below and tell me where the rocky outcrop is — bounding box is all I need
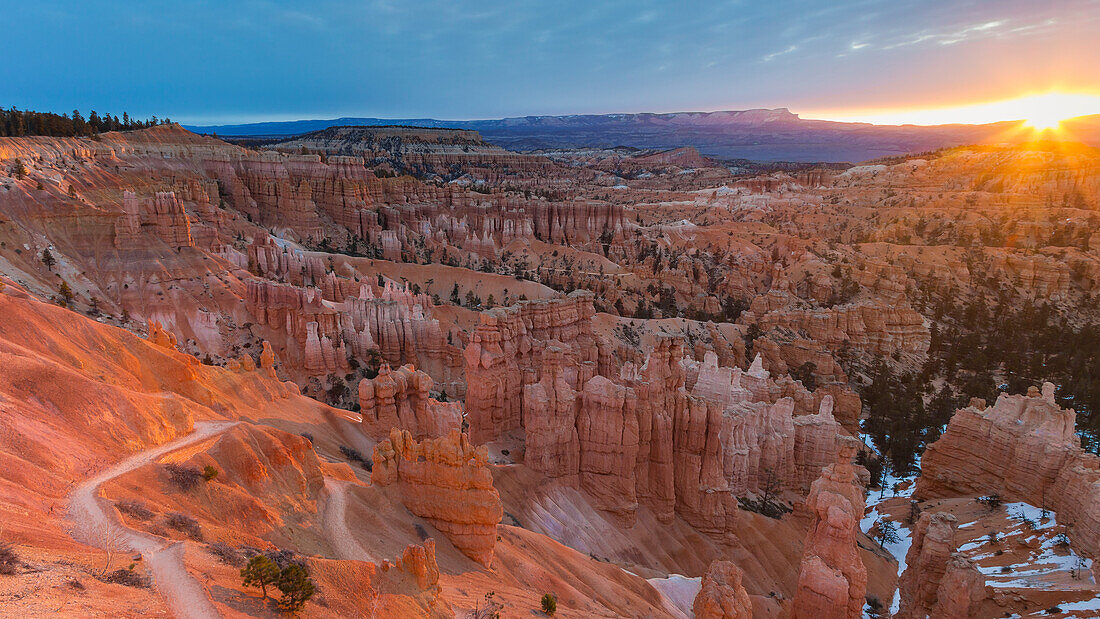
[692,560,753,619]
[245,277,462,390]
[115,191,194,249]
[147,319,178,349]
[358,363,460,439]
[522,345,580,479]
[693,353,840,496]
[380,539,442,592]
[792,439,867,619]
[915,383,1100,557]
[466,294,842,532]
[739,270,929,357]
[933,556,989,618]
[464,291,600,443]
[371,429,503,566]
[577,375,641,525]
[340,281,464,396]
[895,512,988,619]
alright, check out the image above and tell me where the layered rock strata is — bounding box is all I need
[371,429,503,567]
[895,512,988,619]
[915,383,1100,557]
[358,363,461,439]
[792,439,867,619]
[692,560,754,619]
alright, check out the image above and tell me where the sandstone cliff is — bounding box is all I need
[915,383,1100,558]
[692,559,753,619]
[358,363,461,439]
[895,511,988,619]
[371,428,503,566]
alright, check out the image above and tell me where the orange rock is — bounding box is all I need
[147,319,178,349]
[895,512,988,619]
[692,560,753,619]
[371,429,503,566]
[358,363,460,439]
[916,383,1100,558]
[792,439,867,619]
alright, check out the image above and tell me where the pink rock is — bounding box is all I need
[692,560,753,619]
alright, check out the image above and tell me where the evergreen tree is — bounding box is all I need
[275,563,315,611]
[240,555,280,599]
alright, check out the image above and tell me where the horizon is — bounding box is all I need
[177,103,1100,131]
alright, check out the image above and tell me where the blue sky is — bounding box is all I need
[3,0,1099,124]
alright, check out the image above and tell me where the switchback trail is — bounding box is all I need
[322,478,375,563]
[68,420,238,619]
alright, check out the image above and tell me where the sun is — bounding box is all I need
[1024,114,1063,132]
[811,91,1100,129]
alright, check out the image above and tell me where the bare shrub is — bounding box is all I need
[165,512,203,541]
[115,500,154,521]
[0,541,19,575]
[208,541,245,567]
[103,567,150,588]
[164,463,204,491]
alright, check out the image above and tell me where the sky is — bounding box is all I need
[3,0,1100,125]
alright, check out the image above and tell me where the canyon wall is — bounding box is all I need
[465,293,845,533]
[915,383,1100,558]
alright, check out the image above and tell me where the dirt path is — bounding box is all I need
[68,420,237,619]
[322,478,375,563]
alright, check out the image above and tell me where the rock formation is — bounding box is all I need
[522,345,581,480]
[116,191,195,249]
[792,439,867,619]
[358,363,461,439]
[691,560,753,619]
[371,429,503,566]
[895,512,988,619]
[464,293,843,533]
[915,383,1100,557]
[464,291,601,443]
[739,268,930,357]
[380,539,442,593]
[147,319,178,349]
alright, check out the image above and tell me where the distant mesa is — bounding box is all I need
[186,108,1100,163]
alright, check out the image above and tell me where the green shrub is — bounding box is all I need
[541,592,557,616]
[202,465,219,482]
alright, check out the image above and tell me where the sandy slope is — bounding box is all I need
[68,421,238,619]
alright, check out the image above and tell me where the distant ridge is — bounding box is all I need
[186,109,1100,163]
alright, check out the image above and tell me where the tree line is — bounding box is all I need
[0,107,172,137]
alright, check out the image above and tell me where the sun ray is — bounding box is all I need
[812,92,1100,128]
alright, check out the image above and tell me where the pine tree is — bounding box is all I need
[875,518,900,549]
[240,555,280,599]
[275,563,315,611]
[58,280,74,306]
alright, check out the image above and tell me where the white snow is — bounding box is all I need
[1057,595,1100,611]
[860,433,920,614]
[647,574,700,619]
[955,500,1095,591]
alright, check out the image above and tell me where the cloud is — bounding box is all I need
[762,45,798,62]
